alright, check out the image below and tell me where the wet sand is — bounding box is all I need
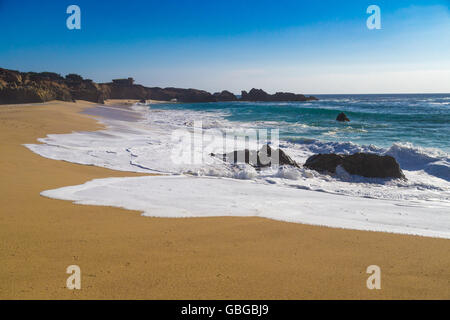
[82,104,143,122]
[0,100,449,299]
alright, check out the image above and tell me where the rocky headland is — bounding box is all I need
[0,67,317,104]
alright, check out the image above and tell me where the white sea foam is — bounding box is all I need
[41,175,450,239]
[25,103,450,238]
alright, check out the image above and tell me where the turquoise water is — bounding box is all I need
[152,94,450,152]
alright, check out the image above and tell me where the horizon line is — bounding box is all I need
[2,66,449,97]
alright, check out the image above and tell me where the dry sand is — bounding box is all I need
[0,100,449,299]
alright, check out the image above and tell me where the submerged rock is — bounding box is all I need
[304,153,406,179]
[336,112,350,122]
[213,144,300,168]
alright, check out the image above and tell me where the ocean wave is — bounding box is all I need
[385,143,450,181]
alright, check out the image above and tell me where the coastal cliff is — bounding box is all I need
[0,69,108,104]
[0,67,317,104]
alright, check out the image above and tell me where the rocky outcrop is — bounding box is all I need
[66,75,109,104]
[336,112,350,122]
[0,68,72,104]
[99,83,217,103]
[304,153,406,179]
[241,88,317,102]
[241,88,270,101]
[150,87,217,103]
[0,68,109,104]
[213,90,238,101]
[0,68,217,104]
[213,144,300,168]
[272,91,317,102]
[104,82,149,101]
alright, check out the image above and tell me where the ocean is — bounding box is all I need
[152,94,450,152]
[26,94,450,238]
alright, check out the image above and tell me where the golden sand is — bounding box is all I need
[0,100,449,299]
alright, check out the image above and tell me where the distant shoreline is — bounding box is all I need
[0,67,317,105]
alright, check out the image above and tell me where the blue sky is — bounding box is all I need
[0,0,449,94]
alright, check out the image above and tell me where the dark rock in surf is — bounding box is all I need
[213,144,300,168]
[342,153,406,179]
[303,154,344,174]
[304,153,406,179]
[336,112,350,122]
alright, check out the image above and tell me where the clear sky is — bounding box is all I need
[0,0,449,94]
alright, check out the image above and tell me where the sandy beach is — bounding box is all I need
[0,100,449,299]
